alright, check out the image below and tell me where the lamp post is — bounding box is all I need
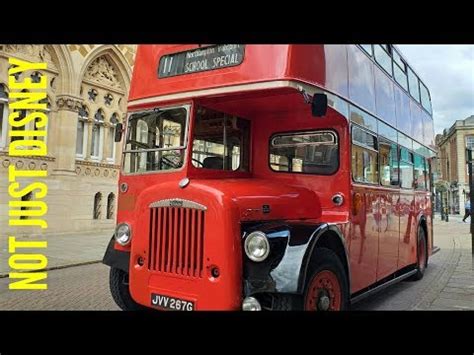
[466,148,474,254]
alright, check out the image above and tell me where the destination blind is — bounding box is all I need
[158,44,245,78]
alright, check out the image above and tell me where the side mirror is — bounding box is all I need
[312,93,328,117]
[114,123,124,142]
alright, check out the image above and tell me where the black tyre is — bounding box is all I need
[271,294,302,311]
[408,225,427,281]
[109,267,146,311]
[303,248,349,311]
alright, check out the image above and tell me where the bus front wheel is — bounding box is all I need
[109,267,146,311]
[303,248,349,311]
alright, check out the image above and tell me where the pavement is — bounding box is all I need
[413,213,474,310]
[0,230,113,277]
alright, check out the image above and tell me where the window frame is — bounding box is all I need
[378,137,400,188]
[419,81,432,114]
[399,146,415,190]
[359,44,373,56]
[373,44,393,77]
[413,153,427,191]
[107,113,120,163]
[268,129,340,176]
[351,124,379,185]
[393,54,409,91]
[90,121,104,161]
[76,112,89,159]
[191,110,251,172]
[121,103,191,176]
[0,94,8,149]
[407,66,421,103]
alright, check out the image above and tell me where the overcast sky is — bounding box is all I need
[397,45,474,135]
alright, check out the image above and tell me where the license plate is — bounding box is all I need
[151,293,195,311]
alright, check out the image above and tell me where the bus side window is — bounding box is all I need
[269,131,338,175]
[351,126,379,184]
[379,140,399,187]
[414,154,427,190]
[399,147,414,189]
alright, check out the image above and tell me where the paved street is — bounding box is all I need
[0,231,113,276]
[0,262,119,310]
[0,215,473,310]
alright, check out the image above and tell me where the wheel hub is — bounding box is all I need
[305,270,342,311]
[317,291,331,311]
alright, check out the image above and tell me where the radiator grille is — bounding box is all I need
[148,206,205,278]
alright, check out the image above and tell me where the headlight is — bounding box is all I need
[115,223,132,246]
[244,231,270,262]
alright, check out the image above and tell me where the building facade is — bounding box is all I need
[0,45,136,236]
[436,115,474,214]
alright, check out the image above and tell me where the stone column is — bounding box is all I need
[52,95,82,176]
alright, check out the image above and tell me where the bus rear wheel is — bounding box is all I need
[109,267,146,311]
[409,225,427,281]
[304,248,349,311]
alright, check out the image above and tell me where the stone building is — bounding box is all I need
[436,115,474,214]
[0,45,136,236]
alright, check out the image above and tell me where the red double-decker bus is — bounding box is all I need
[103,44,436,311]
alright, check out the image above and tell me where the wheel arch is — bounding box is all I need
[298,224,351,293]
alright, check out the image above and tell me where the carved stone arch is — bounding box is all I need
[78,45,132,94]
[0,82,8,95]
[44,45,75,95]
[79,101,92,118]
[41,93,56,111]
[110,112,121,124]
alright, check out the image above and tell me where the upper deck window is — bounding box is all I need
[123,106,188,174]
[269,131,338,175]
[407,67,420,103]
[392,49,404,68]
[393,49,408,91]
[420,82,432,114]
[374,45,392,76]
[191,107,250,171]
[360,45,373,56]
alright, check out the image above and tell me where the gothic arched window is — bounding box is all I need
[93,192,102,219]
[30,71,42,84]
[107,193,115,219]
[107,113,120,162]
[91,109,105,160]
[0,84,8,148]
[76,104,89,158]
[104,93,113,106]
[88,88,98,102]
[20,192,33,220]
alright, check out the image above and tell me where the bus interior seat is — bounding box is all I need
[302,145,338,174]
[203,156,224,170]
